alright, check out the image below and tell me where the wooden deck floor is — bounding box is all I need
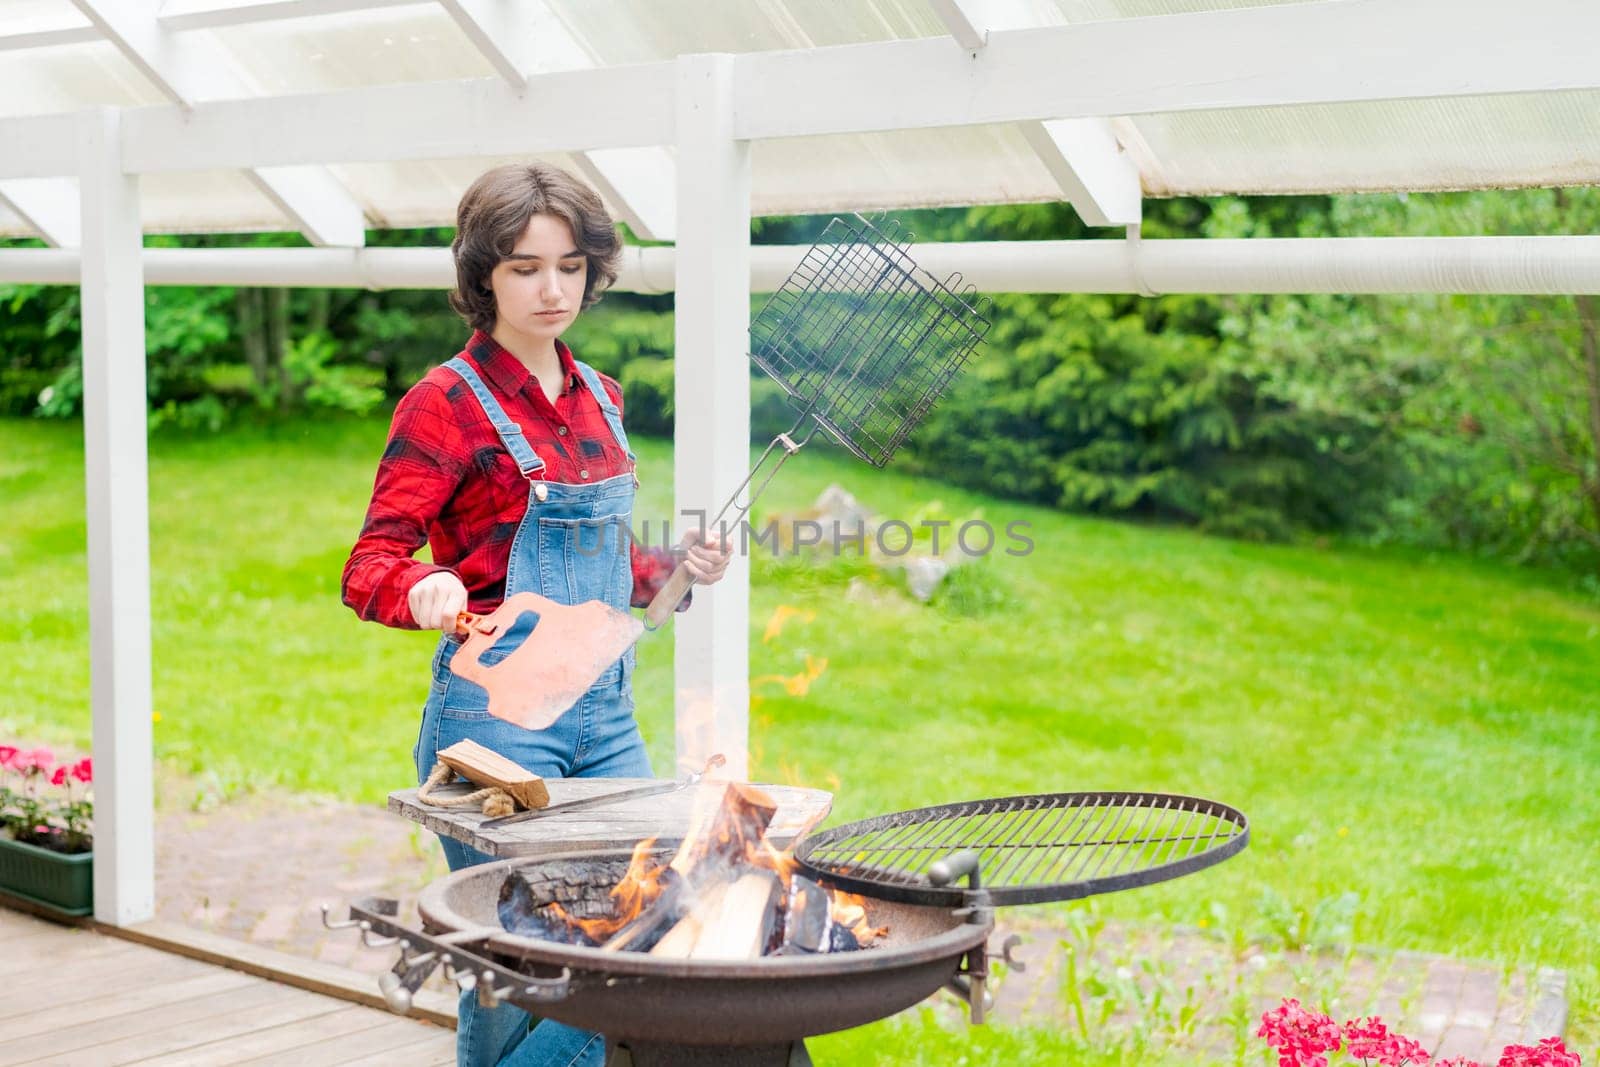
[0,907,455,1066]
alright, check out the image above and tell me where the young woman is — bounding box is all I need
[342,163,730,1067]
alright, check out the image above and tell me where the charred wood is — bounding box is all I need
[778,876,832,956]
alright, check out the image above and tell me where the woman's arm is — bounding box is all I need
[341,381,469,629]
[627,530,731,611]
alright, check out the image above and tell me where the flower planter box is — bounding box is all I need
[0,835,93,917]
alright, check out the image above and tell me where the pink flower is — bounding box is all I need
[1344,1017,1430,1065]
[1260,1003,1576,1067]
[1498,1038,1581,1067]
[1259,998,1344,1067]
[0,745,17,769]
[49,766,66,787]
[21,747,55,772]
[70,757,92,783]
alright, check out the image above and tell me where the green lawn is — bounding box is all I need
[3,414,1597,1059]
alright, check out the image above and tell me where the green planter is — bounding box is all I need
[0,835,93,917]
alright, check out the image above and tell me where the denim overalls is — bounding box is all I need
[415,356,651,1067]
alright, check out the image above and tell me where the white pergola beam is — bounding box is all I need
[569,148,676,242]
[114,67,676,174]
[437,0,677,240]
[249,166,367,248]
[925,0,987,51]
[1019,119,1142,227]
[0,26,100,50]
[70,0,240,109]
[9,236,1600,295]
[735,0,1600,139]
[673,54,751,780]
[435,0,533,88]
[925,0,1142,227]
[71,0,367,246]
[0,178,83,247]
[77,109,156,928]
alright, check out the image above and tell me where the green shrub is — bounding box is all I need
[618,357,675,436]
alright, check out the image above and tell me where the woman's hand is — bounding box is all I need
[680,527,733,586]
[409,571,469,632]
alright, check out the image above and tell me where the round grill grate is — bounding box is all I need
[794,791,1249,907]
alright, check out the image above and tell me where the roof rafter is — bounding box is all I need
[437,0,676,240]
[0,26,99,51]
[0,178,82,248]
[69,0,367,247]
[925,0,1140,227]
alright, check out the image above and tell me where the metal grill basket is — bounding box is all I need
[749,213,991,468]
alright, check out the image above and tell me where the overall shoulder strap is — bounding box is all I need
[442,357,545,478]
[573,360,635,463]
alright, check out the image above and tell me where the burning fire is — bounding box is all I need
[545,837,671,943]
[508,781,888,956]
[827,890,890,946]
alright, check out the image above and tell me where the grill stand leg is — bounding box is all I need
[607,1040,811,1066]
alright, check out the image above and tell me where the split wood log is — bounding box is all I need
[688,870,784,959]
[607,780,783,955]
[436,739,550,811]
[649,881,731,958]
[668,781,778,885]
[498,856,636,945]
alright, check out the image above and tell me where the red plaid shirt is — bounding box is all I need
[342,331,678,629]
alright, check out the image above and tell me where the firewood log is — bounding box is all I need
[688,870,783,960]
[498,858,636,946]
[669,781,778,884]
[437,739,550,810]
[649,881,732,958]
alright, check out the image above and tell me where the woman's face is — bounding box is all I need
[489,213,588,346]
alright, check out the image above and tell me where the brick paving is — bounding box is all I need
[151,782,1568,1062]
[154,783,449,984]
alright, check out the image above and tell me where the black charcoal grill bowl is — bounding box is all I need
[416,849,991,1046]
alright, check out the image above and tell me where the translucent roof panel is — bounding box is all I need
[544,0,948,62]
[140,170,294,234]
[205,6,500,95]
[0,40,165,117]
[330,155,590,230]
[1127,91,1600,197]
[2,0,90,35]
[753,126,1062,215]
[1046,0,1318,19]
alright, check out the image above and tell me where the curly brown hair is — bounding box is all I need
[449,163,622,333]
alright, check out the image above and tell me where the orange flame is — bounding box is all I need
[549,836,670,942]
[829,890,889,946]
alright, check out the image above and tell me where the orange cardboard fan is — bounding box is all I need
[449,591,645,730]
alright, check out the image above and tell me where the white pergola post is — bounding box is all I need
[672,54,751,780]
[77,107,155,926]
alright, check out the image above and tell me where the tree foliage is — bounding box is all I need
[2,189,1597,577]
